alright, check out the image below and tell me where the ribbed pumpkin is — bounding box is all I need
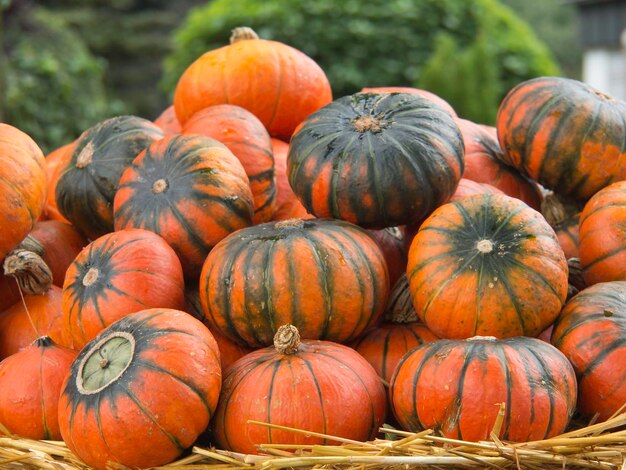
[361,86,457,117]
[457,118,543,210]
[288,92,464,228]
[58,308,222,470]
[213,325,386,454]
[390,336,577,441]
[200,218,389,348]
[0,123,47,261]
[366,226,407,287]
[0,285,65,359]
[174,27,332,140]
[182,104,276,223]
[114,134,254,279]
[55,115,164,239]
[271,138,311,221]
[43,142,75,223]
[153,105,182,134]
[579,181,626,285]
[407,193,568,339]
[0,336,77,439]
[0,277,20,313]
[551,281,626,421]
[496,76,626,201]
[61,229,185,349]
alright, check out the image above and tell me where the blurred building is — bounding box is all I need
[572,0,626,100]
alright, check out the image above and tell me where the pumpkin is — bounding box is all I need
[43,142,75,223]
[153,105,182,134]
[551,281,626,421]
[407,193,568,339]
[496,76,626,201]
[541,191,582,260]
[288,92,464,228]
[0,277,21,313]
[61,229,185,349]
[182,104,276,224]
[390,336,577,441]
[200,218,389,348]
[352,274,439,385]
[0,123,47,262]
[174,26,332,140]
[0,336,77,439]
[361,86,457,117]
[114,134,254,279]
[456,118,543,210]
[58,308,222,469]
[366,226,407,287]
[271,138,312,221]
[213,325,386,454]
[579,181,626,285]
[0,285,65,359]
[55,115,164,239]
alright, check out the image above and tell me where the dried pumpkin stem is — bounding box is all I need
[230,26,259,43]
[274,325,300,355]
[82,268,99,287]
[476,239,494,254]
[541,191,581,227]
[152,178,168,194]
[2,249,53,295]
[275,218,305,230]
[75,141,95,169]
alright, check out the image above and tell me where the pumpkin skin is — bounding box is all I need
[174,27,332,140]
[390,336,577,441]
[114,134,254,279]
[361,86,457,117]
[457,118,543,210]
[0,123,47,261]
[407,193,568,339]
[0,277,21,313]
[366,226,407,287]
[554,213,580,260]
[213,325,386,454]
[288,92,464,228]
[0,285,65,359]
[182,104,276,224]
[271,138,312,221]
[551,281,626,421]
[0,337,77,440]
[55,115,164,239]
[496,76,626,201]
[61,229,186,349]
[43,142,75,223]
[200,218,389,348]
[153,105,182,134]
[58,308,222,470]
[579,181,626,285]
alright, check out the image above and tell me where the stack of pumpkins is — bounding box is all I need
[0,25,624,470]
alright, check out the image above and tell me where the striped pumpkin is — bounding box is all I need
[287,92,464,228]
[551,281,626,421]
[61,229,185,349]
[361,86,457,117]
[213,324,386,454]
[43,142,75,223]
[58,309,222,469]
[366,226,407,287]
[113,134,254,279]
[390,336,577,441]
[199,218,389,348]
[496,76,626,201]
[579,181,626,285]
[407,193,568,339]
[182,104,276,223]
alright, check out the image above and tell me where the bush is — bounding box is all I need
[161,0,559,109]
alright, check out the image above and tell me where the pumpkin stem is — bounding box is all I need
[75,141,95,169]
[352,115,387,133]
[275,218,305,230]
[476,239,494,254]
[152,178,168,194]
[467,336,497,342]
[230,26,259,43]
[541,191,581,228]
[274,324,301,355]
[2,249,53,295]
[82,268,100,287]
[567,258,586,291]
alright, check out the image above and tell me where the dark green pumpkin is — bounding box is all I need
[55,116,164,239]
[287,93,464,228]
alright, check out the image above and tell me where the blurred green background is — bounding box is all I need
[0,0,581,153]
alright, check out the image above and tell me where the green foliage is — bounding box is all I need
[162,0,560,105]
[2,6,120,153]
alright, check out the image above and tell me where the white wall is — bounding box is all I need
[582,48,626,101]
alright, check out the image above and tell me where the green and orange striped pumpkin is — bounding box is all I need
[287,92,464,228]
[390,336,577,441]
[551,281,626,421]
[496,76,626,201]
[407,193,568,339]
[200,218,389,348]
[361,86,457,117]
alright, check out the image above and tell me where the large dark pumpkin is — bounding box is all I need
[55,116,164,239]
[551,281,626,421]
[390,336,577,442]
[114,134,254,279]
[287,92,464,228]
[407,193,568,339]
[199,218,389,348]
[496,76,626,201]
[58,308,222,469]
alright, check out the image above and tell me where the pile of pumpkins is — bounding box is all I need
[0,25,625,470]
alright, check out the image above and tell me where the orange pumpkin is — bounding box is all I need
[174,27,332,140]
[42,142,75,223]
[153,105,182,134]
[271,138,312,221]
